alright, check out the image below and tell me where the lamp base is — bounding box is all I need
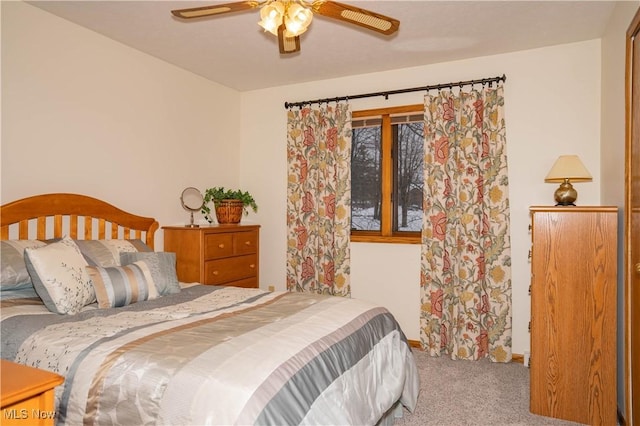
[554,179,578,206]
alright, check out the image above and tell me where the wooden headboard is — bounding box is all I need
[0,193,159,249]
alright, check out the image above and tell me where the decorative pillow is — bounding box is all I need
[75,239,152,267]
[1,240,47,291]
[24,236,95,315]
[120,252,180,295]
[87,262,160,309]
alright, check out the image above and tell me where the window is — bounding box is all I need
[351,104,424,243]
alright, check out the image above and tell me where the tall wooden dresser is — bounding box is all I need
[529,206,617,425]
[163,224,260,288]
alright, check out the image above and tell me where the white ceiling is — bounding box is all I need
[27,1,621,91]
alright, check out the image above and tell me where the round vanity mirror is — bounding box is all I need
[180,187,204,227]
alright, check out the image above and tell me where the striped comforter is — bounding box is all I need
[1,285,419,425]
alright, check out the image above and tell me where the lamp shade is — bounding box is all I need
[544,155,593,183]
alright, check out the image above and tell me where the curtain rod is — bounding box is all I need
[284,74,506,109]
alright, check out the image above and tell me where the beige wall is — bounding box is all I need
[601,2,638,206]
[1,1,243,250]
[241,40,604,354]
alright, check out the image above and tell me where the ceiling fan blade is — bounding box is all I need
[314,1,399,35]
[171,1,258,19]
[278,24,301,54]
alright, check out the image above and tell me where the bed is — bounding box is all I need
[0,193,419,425]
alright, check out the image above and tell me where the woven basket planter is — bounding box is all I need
[214,199,244,224]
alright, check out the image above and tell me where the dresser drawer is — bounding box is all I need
[234,230,258,255]
[204,254,258,285]
[204,233,234,259]
[163,224,260,288]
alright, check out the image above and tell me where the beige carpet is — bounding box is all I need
[394,349,585,426]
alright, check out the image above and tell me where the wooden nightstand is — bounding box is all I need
[163,224,260,288]
[1,360,64,426]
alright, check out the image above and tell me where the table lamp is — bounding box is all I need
[544,155,592,206]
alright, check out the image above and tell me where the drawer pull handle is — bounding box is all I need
[244,241,251,246]
[250,264,256,269]
[212,271,219,276]
[218,244,225,249]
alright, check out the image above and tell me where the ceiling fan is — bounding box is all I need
[171,1,400,54]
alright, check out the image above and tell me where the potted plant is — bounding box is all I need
[201,187,258,224]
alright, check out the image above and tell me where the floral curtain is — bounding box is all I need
[420,85,512,362]
[286,103,352,296]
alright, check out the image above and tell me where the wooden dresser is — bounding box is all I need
[163,224,260,288]
[529,206,617,425]
[0,360,64,426]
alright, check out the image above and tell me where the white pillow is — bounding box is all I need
[24,236,96,314]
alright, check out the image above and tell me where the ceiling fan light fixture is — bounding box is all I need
[258,1,285,35]
[284,15,312,36]
[285,2,313,33]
